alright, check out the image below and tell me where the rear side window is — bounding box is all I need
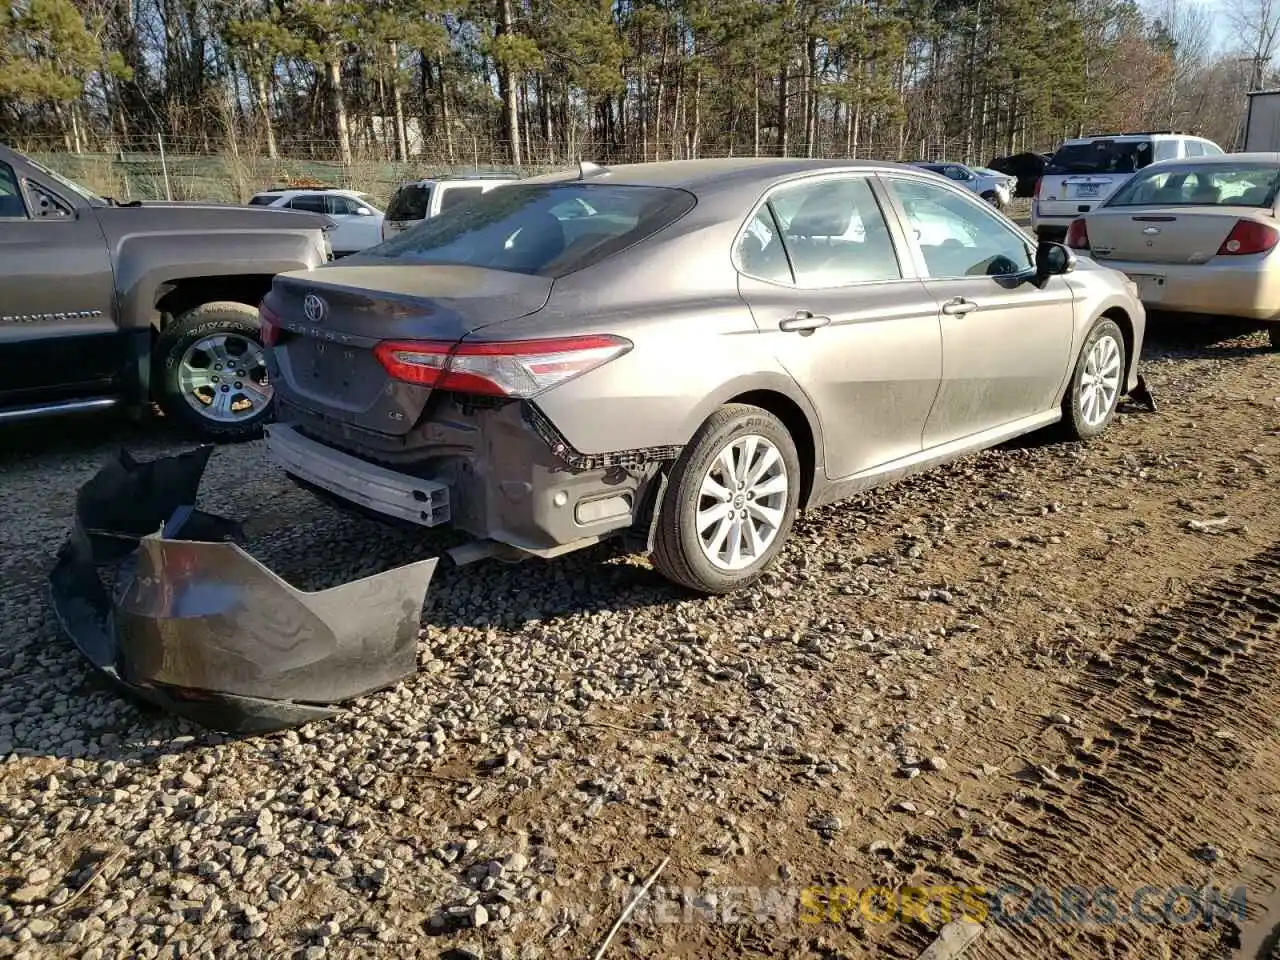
[386,184,431,221]
[1203,141,1224,156]
[287,195,327,213]
[1154,140,1180,162]
[327,195,362,215]
[1048,140,1155,174]
[248,195,278,206]
[439,185,486,212]
[0,161,27,218]
[1184,140,1205,158]
[366,183,696,278]
[755,176,903,286]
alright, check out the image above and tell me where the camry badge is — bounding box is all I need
[303,293,328,324]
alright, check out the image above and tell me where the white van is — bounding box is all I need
[1032,132,1224,241]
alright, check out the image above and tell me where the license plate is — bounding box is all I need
[1075,184,1101,198]
[1127,273,1165,301]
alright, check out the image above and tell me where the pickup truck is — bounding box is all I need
[0,144,332,440]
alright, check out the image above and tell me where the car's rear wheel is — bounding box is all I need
[651,404,801,594]
[1059,317,1126,441]
[154,302,274,442]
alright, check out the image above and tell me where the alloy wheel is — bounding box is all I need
[178,333,272,423]
[695,434,790,571]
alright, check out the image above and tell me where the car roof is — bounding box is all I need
[253,187,370,197]
[1145,152,1280,166]
[397,173,521,188]
[519,157,919,192]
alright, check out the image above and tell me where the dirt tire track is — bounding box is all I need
[866,542,1280,959]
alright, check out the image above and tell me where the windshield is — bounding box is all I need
[23,156,105,205]
[1048,140,1154,175]
[1105,163,1280,207]
[386,184,431,221]
[365,183,696,277]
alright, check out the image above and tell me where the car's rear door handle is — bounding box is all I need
[779,311,832,333]
[941,297,978,316]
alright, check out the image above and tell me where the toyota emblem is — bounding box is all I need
[303,293,327,324]
[1142,226,1161,235]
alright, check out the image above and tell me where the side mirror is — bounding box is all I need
[1034,240,1076,283]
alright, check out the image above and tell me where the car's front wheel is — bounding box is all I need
[651,404,801,594]
[1059,317,1127,441]
[153,301,275,442]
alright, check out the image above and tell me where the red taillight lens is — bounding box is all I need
[1216,220,1279,256]
[259,300,281,347]
[1032,177,1042,199]
[374,335,633,398]
[1065,218,1089,250]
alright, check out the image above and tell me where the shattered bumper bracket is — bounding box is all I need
[49,446,437,734]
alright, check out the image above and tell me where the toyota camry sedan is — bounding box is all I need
[260,158,1147,594]
[1064,152,1280,350]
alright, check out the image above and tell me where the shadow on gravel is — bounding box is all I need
[0,409,199,469]
[1142,313,1275,360]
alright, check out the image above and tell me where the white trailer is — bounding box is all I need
[1243,89,1280,151]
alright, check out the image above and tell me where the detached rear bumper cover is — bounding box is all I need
[49,446,437,733]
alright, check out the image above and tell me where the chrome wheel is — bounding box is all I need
[1078,333,1122,428]
[696,434,789,571]
[178,334,272,423]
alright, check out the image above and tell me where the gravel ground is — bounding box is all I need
[1,316,1279,960]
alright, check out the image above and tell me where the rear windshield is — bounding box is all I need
[1106,163,1280,207]
[365,183,697,277]
[386,184,431,221]
[1047,140,1154,174]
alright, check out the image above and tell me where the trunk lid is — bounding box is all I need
[1086,207,1259,264]
[270,263,552,437]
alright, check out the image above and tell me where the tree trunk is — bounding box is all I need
[436,57,455,162]
[777,66,790,155]
[389,40,409,161]
[805,34,818,157]
[496,0,522,165]
[752,67,760,157]
[691,70,702,159]
[252,70,278,159]
[326,57,352,165]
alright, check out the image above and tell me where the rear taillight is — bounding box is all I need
[1032,177,1042,199]
[374,335,633,398]
[1216,220,1279,256]
[1065,218,1089,250]
[259,301,281,346]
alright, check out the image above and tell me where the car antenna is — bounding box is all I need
[578,160,608,180]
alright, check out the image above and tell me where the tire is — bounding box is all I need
[153,301,275,442]
[981,190,1002,209]
[1269,324,1280,350]
[650,403,801,594]
[1059,317,1127,441]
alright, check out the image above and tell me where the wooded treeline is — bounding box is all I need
[0,0,1271,167]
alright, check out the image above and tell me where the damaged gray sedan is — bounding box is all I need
[263,157,1151,594]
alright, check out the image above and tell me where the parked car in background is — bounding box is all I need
[1032,131,1224,241]
[381,173,520,240]
[913,162,1014,208]
[989,152,1052,198]
[259,158,1146,595]
[249,187,384,257]
[0,144,332,439]
[1064,152,1280,350]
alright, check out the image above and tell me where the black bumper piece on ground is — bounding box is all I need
[49,446,438,734]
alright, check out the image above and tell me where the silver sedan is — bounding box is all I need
[261,158,1147,593]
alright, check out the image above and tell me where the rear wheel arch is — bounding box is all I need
[152,275,276,330]
[724,389,817,509]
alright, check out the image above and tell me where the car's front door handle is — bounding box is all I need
[941,297,978,316]
[779,311,832,333]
